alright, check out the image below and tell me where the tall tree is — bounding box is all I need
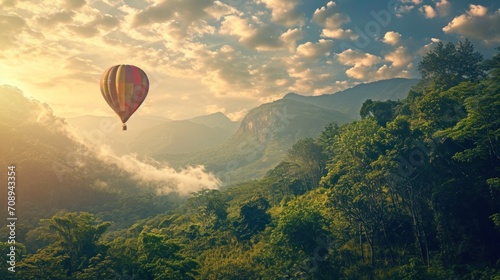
[233,197,271,241]
[18,212,111,278]
[137,231,198,280]
[417,39,485,89]
[188,189,228,231]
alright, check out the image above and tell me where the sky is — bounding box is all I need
[1,0,499,121]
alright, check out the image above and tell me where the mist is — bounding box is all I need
[34,100,221,195]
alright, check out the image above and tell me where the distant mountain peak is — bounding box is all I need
[189,112,238,131]
[283,92,301,98]
[189,112,231,122]
[279,78,420,119]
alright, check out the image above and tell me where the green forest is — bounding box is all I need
[2,40,500,279]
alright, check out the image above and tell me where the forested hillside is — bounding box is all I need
[163,78,417,184]
[3,40,499,279]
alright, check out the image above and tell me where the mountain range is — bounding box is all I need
[158,78,420,183]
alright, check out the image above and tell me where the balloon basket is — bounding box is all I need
[122,123,127,131]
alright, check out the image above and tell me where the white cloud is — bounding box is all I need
[443,5,500,44]
[419,0,450,18]
[345,65,370,80]
[421,5,437,19]
[382,31,401,45]
[219,15,254,39]
[394,2,415,16]
[418,38,440,56]
[468,4,488,17]
[321,28,358,40]
[336,47,412,81]
[313,1,353,40]
[280,28,303,52]
[110,154,220,195]
[259,0,305,27]
[385,46,412,68]
[400,0,422,4]
[133,0,214,27]
[376,64,411,80]
[336,49,384,80]
[205,0,241,20]
[336,49,382,67]
[220,15,296,51]
[296,39,333,60]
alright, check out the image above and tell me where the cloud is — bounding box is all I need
[382,31,401,45]
[421,5,437,19]
[418,38,440,56]
[336,49,383,80]
[105,153,220,195]
[259,0,305,27]
[283,52,347,96]
[280,28,303,52]
[219,15,289,51]
[296,39,333,60]
[336,49,382,67]
[0,14,26,49]
[1,0,16,7]
[313,1,350,29]
[375,64,411,80]
[133,0,213,27]
[321,28,358,40]
[37,10,75,27]
[419,0,450,18]
[6,0,490,125]
[65,0,86,10]
[394,1,416,16]
[336,47,412,81]
[385,46,412,68]
[54,116,221,195]
[435,0,451,17]
[400,0,422,4]
[443,5,500,44]
[205,0,241,20]
[313,1,352,39]
[468,4,488,17]
[132,0,221,41]
[193,44,257,97]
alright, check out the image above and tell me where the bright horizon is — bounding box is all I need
[1,0,499,121]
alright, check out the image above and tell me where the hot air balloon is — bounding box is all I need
[100,64,149,130]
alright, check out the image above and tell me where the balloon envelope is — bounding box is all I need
[100,65,149,129]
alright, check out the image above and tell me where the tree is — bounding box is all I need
[1,242,26,280]
[45,212,111,274]
[483,47,500,82]
[360,99,400,126]
[17,246,68,280]
[188,189,228,230]
[18,212,111,278]
[285,138,327,189]
[417,39,485,89]
[233,197,271,240]
[137,231,198,280]
[272,200,328,254]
